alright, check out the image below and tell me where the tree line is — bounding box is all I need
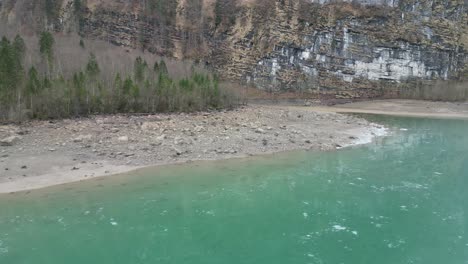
[0,33,238,121]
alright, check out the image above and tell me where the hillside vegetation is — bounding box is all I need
[0,33,241,121]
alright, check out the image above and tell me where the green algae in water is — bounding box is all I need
[0,116,467,264]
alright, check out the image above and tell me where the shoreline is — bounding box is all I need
[308,99,468,120]
[2,99,465,194]
[0,143,376,195]
[0,105,386,194]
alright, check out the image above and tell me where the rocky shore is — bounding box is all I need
[0,105,386,193]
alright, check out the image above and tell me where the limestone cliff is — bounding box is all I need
[1,0,467,98]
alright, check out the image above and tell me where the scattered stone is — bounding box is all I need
[71,167,80,171]
[174,137,185,145]
[151,141,162,146]
[73,134,92,143]
[255,128,265,134]
[172,146,183,156]
[262,139,268,146]
[21,165,27,169]
[0,136,21,146]
[118,136,129,142]
[194,126,205,132]
[156,134,167,141]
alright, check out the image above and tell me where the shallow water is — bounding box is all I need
[0,116,467,264]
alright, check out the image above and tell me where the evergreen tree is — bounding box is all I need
[13,35,26,63]
[0,37,15,101]
[39,32,55,75]
[159,59,168,75]
[26,67,41,113]
[86,53,100,80]
[153,61,159,73]
[123,77,134,95]
[134,56,147,83]
[79,39,85,49]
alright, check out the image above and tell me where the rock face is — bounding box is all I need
[2,0,467,98]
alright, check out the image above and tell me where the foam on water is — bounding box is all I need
[343,124,389,148]
[332,225,347,231]
[0,240,7,255]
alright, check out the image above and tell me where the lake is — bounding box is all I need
[0,115,467,264]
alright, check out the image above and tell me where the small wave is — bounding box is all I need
[332,225,347,231]
[0,240,8,255]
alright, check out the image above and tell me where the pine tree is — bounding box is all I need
[153,61,160,73]
[26,67,41,114]
[134,56,147,83]
[159,59,168,75]
[86,53,100,80]
[79,39,85,49]
[39,32,55,76]
[0,37,15,104]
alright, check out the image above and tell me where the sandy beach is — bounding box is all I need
[307,99,468,119]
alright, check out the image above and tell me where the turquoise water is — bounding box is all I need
[0,116,467,264]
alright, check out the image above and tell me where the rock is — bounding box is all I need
[151,141,162,146]
[305,140,312,144]
[118,136,129,142]
[141,122,158,131]
[255,128,265,134]
[0,136,21,146]
[174,137,184,145]
[194,126,205,132]
[156,134,167,141]
[21,165,27,169]
[172,146,184,156]
[262,139,268,146]
[73,134,92,143]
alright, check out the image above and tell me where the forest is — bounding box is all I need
[0,32,239,121]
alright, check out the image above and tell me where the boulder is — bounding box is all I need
[73,134,93,143]
[118,136,129,142]
[0,136,21,146]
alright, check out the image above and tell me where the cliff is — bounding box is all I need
[1,0,467,99]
